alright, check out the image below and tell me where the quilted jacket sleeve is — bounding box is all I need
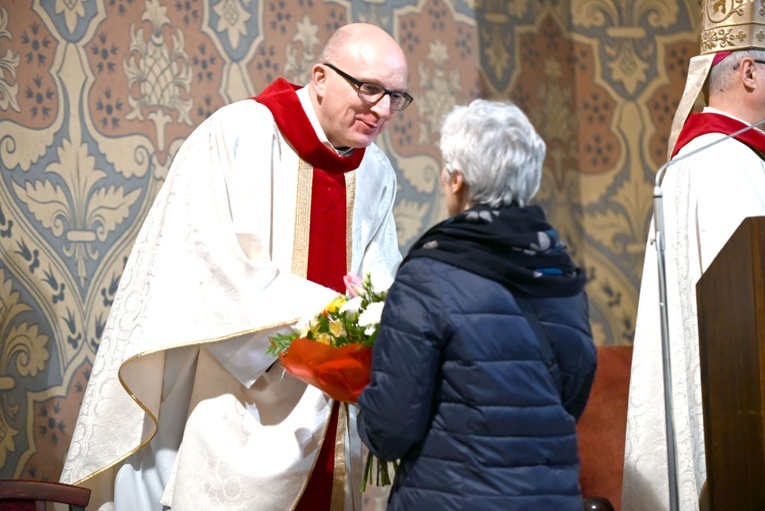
[357,259,446,461]
[537,293,596,420]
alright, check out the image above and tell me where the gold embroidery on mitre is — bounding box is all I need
[292,159,313,278]
[701,0,765,54]
[668,0,765,157]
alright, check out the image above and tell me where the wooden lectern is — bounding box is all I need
[696,215,765,510]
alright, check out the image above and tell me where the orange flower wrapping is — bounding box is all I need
[279,338,372,402]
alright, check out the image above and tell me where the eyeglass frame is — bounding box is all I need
[323,62,413,111]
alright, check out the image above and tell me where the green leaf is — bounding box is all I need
[266,332,298,357]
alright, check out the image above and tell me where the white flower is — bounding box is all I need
[294,314,315,337]
[369,273,393,294]
[340,296,363,316]
[358,301,385,329]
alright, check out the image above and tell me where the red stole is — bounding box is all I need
[253,78,365,291]
[672,112,765,159]
[253,79,364,510]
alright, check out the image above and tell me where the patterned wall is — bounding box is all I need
[0,0,699,489]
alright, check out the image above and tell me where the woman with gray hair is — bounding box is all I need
[439,98,545,208]
[357,99,597,510]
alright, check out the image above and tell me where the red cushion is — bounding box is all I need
[577,345,633,510]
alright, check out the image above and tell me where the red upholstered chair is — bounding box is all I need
[0,479,90,511]
[577,345,633,511]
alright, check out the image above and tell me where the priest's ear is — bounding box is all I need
[738,56,760,91]
[311,64,330,100]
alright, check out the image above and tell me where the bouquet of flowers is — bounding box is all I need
[267,271,398,489]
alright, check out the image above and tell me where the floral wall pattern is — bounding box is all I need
[0,0,699,492]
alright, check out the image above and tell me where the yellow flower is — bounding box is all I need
[307,317,321,338]
[329,318,345,338]
[325,296,347,314]
[316,332,333,346]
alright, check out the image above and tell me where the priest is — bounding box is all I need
[60,22,411,511]
[622,2,765,509]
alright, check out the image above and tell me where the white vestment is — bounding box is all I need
[622,108,765,510]
[59,89,402,511]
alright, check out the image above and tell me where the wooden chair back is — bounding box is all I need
[0,480,90,511]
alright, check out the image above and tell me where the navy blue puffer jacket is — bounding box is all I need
[357,256,597,511]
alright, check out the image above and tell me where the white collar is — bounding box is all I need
[297,86,352,156]
[703,106,751,126]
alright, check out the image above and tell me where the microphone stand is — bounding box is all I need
[652,117,765,511]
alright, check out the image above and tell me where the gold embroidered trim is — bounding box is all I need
[75,319,301,487]
[331,402,349,511]
[345,171,356,273]
[292,159,313,278]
